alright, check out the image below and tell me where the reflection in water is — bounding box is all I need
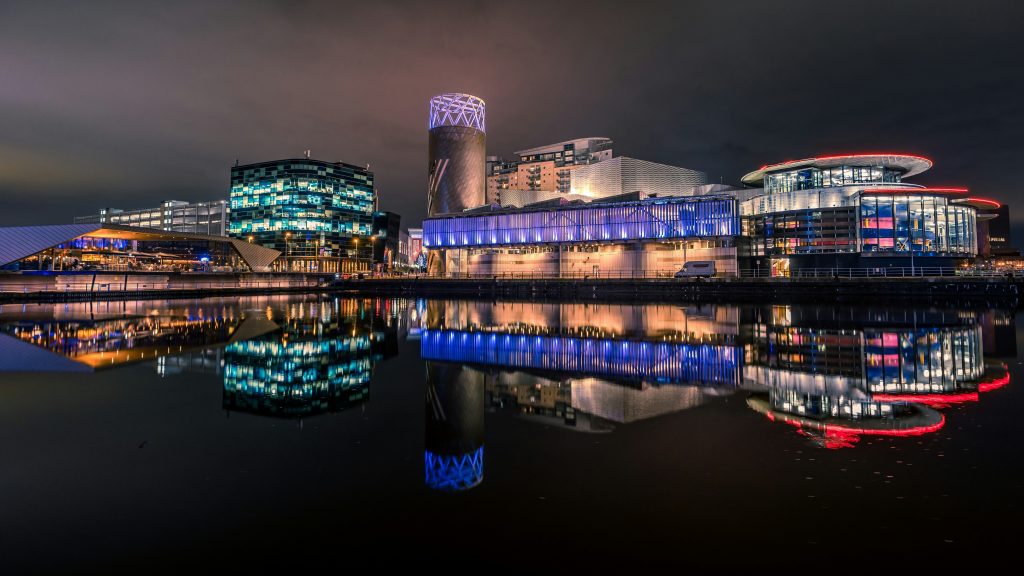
[418,301,1012,467]
[0,300,257,370]
[221,298,401,418]
[742,306,1008,448]
[0,297,1013,490]
[425,363,485,491]
[0,297,406,421]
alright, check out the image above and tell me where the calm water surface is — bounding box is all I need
[0,295,1020,571]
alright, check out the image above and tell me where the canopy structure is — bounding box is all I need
[0,223,280,271]
[741,153,933,186]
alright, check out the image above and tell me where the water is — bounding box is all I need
[0,295,1020,571]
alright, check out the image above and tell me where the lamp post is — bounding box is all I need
[285,232,293,272]
[370,235,378,273]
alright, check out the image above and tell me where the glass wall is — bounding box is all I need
[747,207,859,256]
[765,166,902,194]
[228,160,375,270]
[863,327,983,393]
[860,195,977,255]
[424,197,738,248]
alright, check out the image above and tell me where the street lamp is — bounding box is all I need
[285,232,293,272]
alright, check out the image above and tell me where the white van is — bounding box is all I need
[675,261,716,278]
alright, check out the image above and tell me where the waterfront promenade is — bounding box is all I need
[1,270,1020,305]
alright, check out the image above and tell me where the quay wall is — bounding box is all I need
[1,272,1020,307]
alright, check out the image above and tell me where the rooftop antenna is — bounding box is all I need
[304,149,311,159]
[234,158,239,167]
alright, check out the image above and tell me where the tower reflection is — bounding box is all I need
[424,362,485,491]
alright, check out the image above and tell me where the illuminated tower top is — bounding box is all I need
[429,93,486,132]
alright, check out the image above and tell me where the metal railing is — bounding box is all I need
[357,267,1024,281]
[738,267,1024,279]
[0,278,323,294]
[5,268,1022,292]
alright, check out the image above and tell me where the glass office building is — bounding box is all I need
[228,157,376,273]
[740,154,997,275]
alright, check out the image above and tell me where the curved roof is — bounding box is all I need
[741,154,933,186]
[0,223,281,271]
[857,187,1001,211]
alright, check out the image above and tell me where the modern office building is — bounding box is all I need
[396,229,411,266]
[486,137,614,204]
[0,223,280,273]
[428,93,486,217]
[986,204,1017,256]
[371,211,401,271]
[739,153,999,275]
[228,157,376,273]
[75,200,229,236]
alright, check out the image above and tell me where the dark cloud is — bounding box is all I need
[1,0,1022,237]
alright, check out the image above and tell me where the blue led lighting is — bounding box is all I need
[420,329,741,386]
[424,446,484,491]
[422,197,738,248]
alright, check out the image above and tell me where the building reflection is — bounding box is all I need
[420,300,743,432]
[0,299,273,370]
[222,298,401,419]
[742,305,1011,448]
[0,297,408,422]
[419,301,1012,460]
[0,297,1012,460]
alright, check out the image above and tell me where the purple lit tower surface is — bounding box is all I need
[424,362,485,491]
[427,93,486,216]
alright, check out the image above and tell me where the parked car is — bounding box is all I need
[675,261,716,278]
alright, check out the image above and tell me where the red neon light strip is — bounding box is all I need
[978,372,1010,393]
[770,411,946,439]
[758,153,933,172]
[859,187,969,194]
[962,197,1001,208]
[872,392,979,406]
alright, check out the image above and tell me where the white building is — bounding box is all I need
[75,200,229,236]
[569,157,708,200]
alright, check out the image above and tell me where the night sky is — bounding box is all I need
[2,0,1022,236]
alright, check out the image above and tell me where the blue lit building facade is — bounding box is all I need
[740,154,998,276]
[228,158,376,273]
[423,194,742,277]
[420,330,741,387]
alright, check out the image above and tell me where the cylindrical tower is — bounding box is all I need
[424,362,485,491]
[427,93,486,216]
